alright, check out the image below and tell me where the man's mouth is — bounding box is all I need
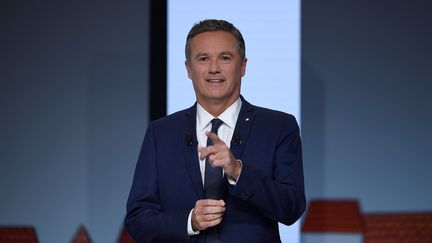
[206,79,224,83]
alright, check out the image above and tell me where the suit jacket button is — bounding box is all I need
[241,192,250,200]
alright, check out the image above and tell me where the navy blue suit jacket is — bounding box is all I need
[125,97,305,243]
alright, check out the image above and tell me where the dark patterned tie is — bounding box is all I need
[204,118,224,199]
[204,118,224,242]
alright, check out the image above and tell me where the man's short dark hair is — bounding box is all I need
[185,19,246,62]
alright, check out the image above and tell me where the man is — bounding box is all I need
[125,19,305,243]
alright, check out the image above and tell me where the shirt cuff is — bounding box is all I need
[227,159,242,185]
[187,208,200,235]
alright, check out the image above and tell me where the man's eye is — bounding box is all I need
[222,56,231,61]
[198,57,208,62]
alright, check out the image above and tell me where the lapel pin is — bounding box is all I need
[245,117,250,122]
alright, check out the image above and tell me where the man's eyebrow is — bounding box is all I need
[193,51,235,59]
[220,51,234,56]
[193,52,208,58]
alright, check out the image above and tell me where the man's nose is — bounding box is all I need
[209,59,220,73]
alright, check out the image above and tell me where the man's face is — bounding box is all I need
[186,31,247,108]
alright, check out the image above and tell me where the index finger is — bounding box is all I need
[206,131,224,145]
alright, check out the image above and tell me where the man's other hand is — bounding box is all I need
[191,199,225,231]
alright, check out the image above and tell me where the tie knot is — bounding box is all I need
[210,118,223,134]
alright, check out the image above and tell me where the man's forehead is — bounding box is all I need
[190,32,237,50]
[191,31,235,43]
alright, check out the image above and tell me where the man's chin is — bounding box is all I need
[199,94,239,106]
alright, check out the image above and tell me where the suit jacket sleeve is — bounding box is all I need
[125,123,190,242]
[229,114,305,225]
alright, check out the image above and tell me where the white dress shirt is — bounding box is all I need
[196,98,242,184]
[187,97,242,235]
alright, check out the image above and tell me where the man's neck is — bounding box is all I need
[197,96,240,117]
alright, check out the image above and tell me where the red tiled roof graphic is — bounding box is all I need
[364,212,432,243]
[0,227,38,243]
[118,228,135,243]
[302,199,364,232]
[71,225,92,243]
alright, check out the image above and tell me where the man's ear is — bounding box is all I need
[241,58,248,77]
[185,60,192,79]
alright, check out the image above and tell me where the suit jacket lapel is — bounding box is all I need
[182,104,205,199]
[230,96,255,160]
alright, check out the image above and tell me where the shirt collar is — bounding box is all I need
[197,97,242,131]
